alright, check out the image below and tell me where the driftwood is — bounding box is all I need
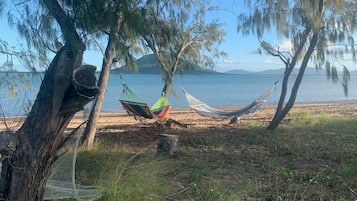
[157,134,179,156]
[165,118,187,128]
[154,118,187,128]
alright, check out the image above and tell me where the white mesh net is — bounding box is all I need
[44,127,101,200]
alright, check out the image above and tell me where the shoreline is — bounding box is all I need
[1,100,357,131]
[56,101,357,130]
[96,99,357,117]
[2,99,357,117]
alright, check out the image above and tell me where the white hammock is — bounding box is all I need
[182,81,278,119]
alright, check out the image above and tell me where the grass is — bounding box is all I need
[74,110,357,201]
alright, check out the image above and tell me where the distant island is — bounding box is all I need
[111,54,357,75]
[111,54,219,74]
[225,67,357,75]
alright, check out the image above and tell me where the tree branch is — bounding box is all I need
[43,0,85,52]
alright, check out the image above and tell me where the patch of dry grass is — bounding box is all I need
[72,102,357,200]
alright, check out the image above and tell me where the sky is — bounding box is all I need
[206,0,279,72]
[0,1,355,73]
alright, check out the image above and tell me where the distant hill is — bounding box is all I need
[111,54,219,74]
[225,67,345,75]
[224,69,252,74]
[257,67,351,75]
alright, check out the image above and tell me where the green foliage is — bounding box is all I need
[286,110,319,126]
[187,135,215,147]
[68,0,145,68]
[3,0,144,72]
[73,112,357,200]
[2,0,225,82]
[244,120,264,127]
[76,146,178,201]
[238,0,357,130]
[342,161,357,181]
[238,0,357,94]
[0,73,35,117]
[140,0,226,93]
[0,1,56,71]
[0,39,38,72]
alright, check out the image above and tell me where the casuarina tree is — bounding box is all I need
[83,0,226,148]
[140,0,226,96]
[237,0,357,130]
[0,1,99,200]
[74,0,144,149]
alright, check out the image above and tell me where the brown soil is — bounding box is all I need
[2,101,357,145]
[71,100,357,147]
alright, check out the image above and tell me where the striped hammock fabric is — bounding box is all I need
[119,82,170,119]
[120,99,154,119]
[182,81,278,119]
[151,95,171,118]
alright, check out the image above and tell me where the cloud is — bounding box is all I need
[264,59,281,65]
[223,58,245,64]
[248,49,261,54]
[277,39,293,53]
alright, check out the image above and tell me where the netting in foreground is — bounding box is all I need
[44,127,101,200]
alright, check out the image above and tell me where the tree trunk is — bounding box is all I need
[157,134,179,156]
[0,1,99,200]
[82,12,122,149]
[162,81,171,97]
[83,40,115,149]
[271,64,293,122]
[0,45,99,200]
[269,26,312,125]
[267,32,319,130]
[267,68,305,130]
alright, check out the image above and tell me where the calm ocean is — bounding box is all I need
[1,73,357,116]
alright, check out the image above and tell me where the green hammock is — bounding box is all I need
[119,82,170,119]
[151,94,171,118]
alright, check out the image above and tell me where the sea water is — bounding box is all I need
[1,72,357,116]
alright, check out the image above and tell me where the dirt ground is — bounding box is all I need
[2,100,357,146]
[2,101,357,200]
[69,100,357,147]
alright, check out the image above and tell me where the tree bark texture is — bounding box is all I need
[268,26,313,131]
[83,40,115,149]
[267,31,319,130]
[0,46,98,201]
[83,11,122,149]
[157,134,179,156]
[0,1,99,200]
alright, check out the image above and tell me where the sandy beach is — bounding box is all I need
[77,100,357,128]
[2,100,357,199]
[2,100,357,133]
[2,100,352,147]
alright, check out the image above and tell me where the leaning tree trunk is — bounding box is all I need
[0,45,98,200]
[161,57,180,96]
[267,32,319,130]
[272,64,292,121]
[0,1,99,200]
[162,78,172,96]
[83,35,116,149]
[82,11,122,149]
